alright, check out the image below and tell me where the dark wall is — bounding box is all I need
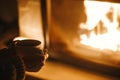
[0,0,18,23]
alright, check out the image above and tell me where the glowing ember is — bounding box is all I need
[80,1,120,51]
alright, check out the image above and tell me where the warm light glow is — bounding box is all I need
[14,37,28,41]
[17,0,44,49]
[80,1,120,51]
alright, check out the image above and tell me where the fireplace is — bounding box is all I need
[2,0,120,77]
[48,0,120,76]
[2,0,120,79]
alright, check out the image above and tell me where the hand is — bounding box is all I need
[14,39,48,72]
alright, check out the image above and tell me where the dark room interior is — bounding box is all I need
[1,0,120,80]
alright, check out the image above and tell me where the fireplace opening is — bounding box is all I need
[49,0,120,76]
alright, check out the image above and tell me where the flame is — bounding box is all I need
[80,1,120,51]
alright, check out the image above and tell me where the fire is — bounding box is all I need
[80,1,120,51]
